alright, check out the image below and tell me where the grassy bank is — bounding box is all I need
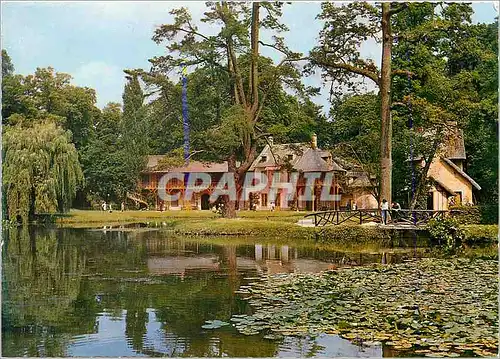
[55,210,497,249]
[57,209,307,227]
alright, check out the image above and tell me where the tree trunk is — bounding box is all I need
[409,137,441,211]
[250,2,259,113]
[379,3,393,205]
[222,153,237,218]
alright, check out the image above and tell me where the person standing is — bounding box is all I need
[102,201,107,211]
[121,202,125,212]
[380,199,389,225]
[391,202,401,222]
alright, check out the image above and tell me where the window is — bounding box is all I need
[287,154,293,161]
[261,193,268,207]
[260,156,267,163]
[142,174,150,187]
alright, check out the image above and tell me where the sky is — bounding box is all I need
[1,1,498,112]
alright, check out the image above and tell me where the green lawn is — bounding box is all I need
[57,209,310,226]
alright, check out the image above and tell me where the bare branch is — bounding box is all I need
[258,40,290,57]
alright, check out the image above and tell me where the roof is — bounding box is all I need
[144,155,228,173]
[249,143,308,170]
[249,142,345,172]
[294,148,331,172]
[408,123,466,161]
[443,127,466,160]
[441,157,481,190]
[348,174,375,188]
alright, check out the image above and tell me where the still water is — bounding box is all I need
[2,226,417,357]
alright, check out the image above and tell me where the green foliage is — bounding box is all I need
[121,73,149,189]
[2,120,83,222]
[80,103,134,202]
[2,49,14,77]
[392,4,498,206]
[426,217,465,250]
[462,225,498,245]
[449,205,481,225]
[478,204,499,225]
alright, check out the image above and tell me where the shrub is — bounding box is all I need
[449,205,481,225]
[463,225,498,244]
[479,204,499,225]
[426,217,464,250]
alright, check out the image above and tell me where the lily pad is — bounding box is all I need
[201,320,230,329]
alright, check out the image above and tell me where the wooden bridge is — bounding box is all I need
[303,209,462,228]
[126,192,149,209]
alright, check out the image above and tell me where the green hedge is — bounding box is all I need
[463,225,498,244]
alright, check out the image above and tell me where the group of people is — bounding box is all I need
[380,199,401,225]
[101,201,126,212]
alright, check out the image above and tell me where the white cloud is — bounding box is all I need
[72,61,125,108]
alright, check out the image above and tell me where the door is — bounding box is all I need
[201,193,210,210]
[427,192,434,210]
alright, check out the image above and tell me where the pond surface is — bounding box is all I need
[2,226,420,357]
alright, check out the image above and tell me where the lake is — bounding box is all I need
[2,226,422,357]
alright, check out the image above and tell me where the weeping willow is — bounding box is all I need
[3,120,83,222]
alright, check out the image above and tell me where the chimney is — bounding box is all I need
[311,133,317,149]
[268,136,274,146]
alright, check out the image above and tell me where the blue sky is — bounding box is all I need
[2,1,498,111]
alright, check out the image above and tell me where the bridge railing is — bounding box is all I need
[305,209,464,227]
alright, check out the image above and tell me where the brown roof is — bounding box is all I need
[144,155,228,173]
[409,123,466,161]
[249,143,308,170]
[294,148,332,172]
[249,142,345,172]
[348,174,375,188]
[441,157,481,190]
[442,127,466,160]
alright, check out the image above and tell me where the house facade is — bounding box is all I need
[247,135,378,210]
[138,135,378,211]
[419,123,481,210]
[139,126,478,212]
[139,156,229,210]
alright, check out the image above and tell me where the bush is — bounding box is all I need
[479,204,499,224]
[426,217,465,250]
[449,205,481,225]
[463,225,498,244]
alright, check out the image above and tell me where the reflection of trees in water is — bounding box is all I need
[2,229,281,357]
[2,227,87,356]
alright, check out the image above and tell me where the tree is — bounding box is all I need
[327,93,381,200]
[150,2,305,217]
[308,2,410,205]
[81,103,134,204]
[3,119,83,222]
[390,3,498,209]
[2,49,14,77]
[121,71,149,194]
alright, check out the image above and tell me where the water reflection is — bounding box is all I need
[2,227,404,357]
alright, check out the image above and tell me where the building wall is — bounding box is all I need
[351,189,378,209]
[427,158,474,207]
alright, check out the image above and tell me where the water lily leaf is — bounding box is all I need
[201,320,230,329]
